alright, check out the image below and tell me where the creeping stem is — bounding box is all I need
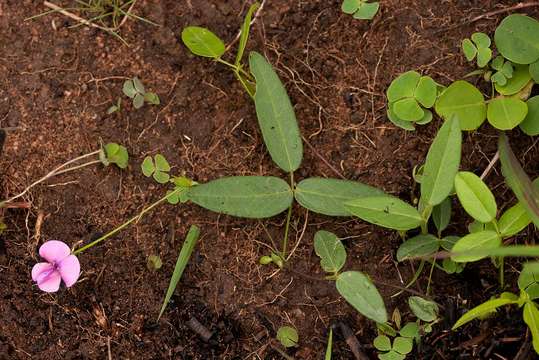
[74,188,183,255]
[280,172,295,260]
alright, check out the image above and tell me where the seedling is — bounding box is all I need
[276,326,299,348]
[122,77,160,109]
[489,56,514,86]
[147,255,162,271]
[341,0,380,20]
[142,154,171,184]
[461,32,492,68]
[107,98,122,114]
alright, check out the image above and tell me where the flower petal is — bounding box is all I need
[58,255,80,287]
[36,270,61,293]
[39,240,71,263]
[31,262,53,281]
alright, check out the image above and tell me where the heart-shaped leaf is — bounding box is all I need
[141,156,155,177]
[181,26,226,58]
[462,39,477,61]
[336,271,387,323]
[454,171,497,223]
[435,81,486,130]
[471,32,491,48]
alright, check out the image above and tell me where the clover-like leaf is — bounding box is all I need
[154,154,170,172]
[132,77,145,94]
[133,93,145,109]
[435,80,486,130]
[122,79,137,98]
[462,39,477,61]
[415,76,437,108]
[476,47,492,68]
[141,156,155,177]
[471,32,491,48]
[341,0,360,14]
[277,326,298,348]
[387,71,421,103]
[144,92,160,105]
[353,1,379,20]
[400,322,420,339]
[393,337,413,355]
[387,106,416,130]
[373,335,392,352]
[495,64,532,96]
[393,98,424,121]
[153,170,170,184]
[104,143,129,169]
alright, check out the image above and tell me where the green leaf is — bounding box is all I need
[154,154,170,172]
[188,176,293,218]
[153,170,170,184]
[471,32,491,48]
[494,14,539,65]
[454,171,497,222]
[476,47,492,68]
[393,98,424,121]
[132,77,145,94]
[336,271,387,323]
[498,203,531,238]
[396,234,439,262]
[462,39,477,61]
[141,156,155,177]
[378,351,405,360]
[387,106,416,131]
[531,60,539,83]
[353,2,379,20]
[393,337,413,355]
[325,328,333,360]
[147,255,162,271]
[415,109,433,125]
[249,52,303,172]
[181,26,226,58]
[133,93,144,109]
[408,296,439,322]
[523,302,539,354]
[294,178,382,216]
[387,71,421,103]
[420,116,462,206]
[104,143,129,169]
[277,326,298,348]
[502,61,514,78]
[415,76,437,108]
[144,92,160,105]
[499,134,539,228]
[399,322,420,339]
[345,195,423,231]
[377,323,398,337]
[495,64,532,95]
[235,2,259,66]
[122,80,137,98]
[341,0,360,14]
[314,230,346,274]
[491,71,507,86]
[432,197,451,235]
[451,231,502,262]
[442,257,465,274]
[439,235,459,251]
[435,80,487,130]
[373,335,392,351]
[452,296,518,329]
[520,96,539,135]
[491,56,504,71]
[519,262,539,300]
[157,225,200,320]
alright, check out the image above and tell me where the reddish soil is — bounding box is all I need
[1,0,539,359]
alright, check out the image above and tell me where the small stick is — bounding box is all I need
[43,1,113,32]
[187,317,213,342]
[480,151,499,180]
[335,322,369,360]
[465,2,539,25]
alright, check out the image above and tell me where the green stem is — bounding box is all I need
[420,205,433,235]
[73,188,181,255]
[426,259,436,296]
[280,172,295,260]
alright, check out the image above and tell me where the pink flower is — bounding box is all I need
[31,240,80,293]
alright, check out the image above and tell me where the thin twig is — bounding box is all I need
[480,151,499,180]
[465,2,539,25]
[43,1,112,32]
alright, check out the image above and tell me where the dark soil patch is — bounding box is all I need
[1,0,539,359]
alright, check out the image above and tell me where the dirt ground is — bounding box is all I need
[1,0,539,359]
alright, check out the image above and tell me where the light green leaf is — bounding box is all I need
[336,271,387,323]
[144,92,160,105]
[502,61,514,78]
[341,0,360,14]
[353,2,379,20]
[498,203,531,237]
[249,52,303,172]
[519,262,539,300]
[476,47,492,68]
[439,235,459,251]
[387,106,416,131]
[181,26,226,58]
[462,39,477,61]
[441,257,465,274]
[396,234,439,262]
[451,230,502,262]
[393,336,413,355]
[154,154,170,172]
[153,170,170,184]
[408,296,439,322]
[373,335,392,352]
[235,2,259,66]
[133,93,144,109]
[157,225,200,320]
[432,197,451,235]
[277,326,298,348]
[454,171,497,222]
[531,60,539,83]
[400,322,420,339]
[420,116,462,206]
[387,71,421,103]
[495,64,532,95]
[491,56,504,71]
[294,178,383,216]
[491,71,508,86]
[523,302,539,354]
[494,14,539,65]
[452,296,518,329]
[471,32,491,48]
[314,230,346,274]
[122,80,137,98]
[188,176,293,218]
[141,156,155,177]
[345,195,423,231]
[325,328,333,360]
[415,76,437,108]
[393,98,424,121]
[133,77,145,94]
[435,80,486,130]
[379,351,406,360]
[415,109,433,125]
[499,134,539,228]
[104,143,128,169]
[520,96,539,135]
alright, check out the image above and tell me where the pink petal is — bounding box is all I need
[36,270,61,293]
[32,262,53,281]
[39,240,71,263]
[58,255,80,287]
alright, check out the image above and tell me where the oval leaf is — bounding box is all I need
[408,296,439,322]
[336,271,387,323]
[181,26,225,58]
[415,76,437,108]
[396,234,440,261]
[487,97,528,130]
[345,195,423,231]
[277,326,298,348]
[494,14,539,65]
[523,302,539,354]
[498,203,531,238]
[451,230,502,262]
[187,176,292,218]
[432,197,452,235]
[420,116,462,206]
[435,81,486,130]
[294,178,383,216]
[314,230,346,274]
[249,52,303,172]
[454,171,497,222]
[519,96,539,136]
[387,71,421,103]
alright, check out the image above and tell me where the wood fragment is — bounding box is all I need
[335,322,369,360]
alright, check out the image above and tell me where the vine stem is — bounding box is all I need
[73,188,181,255]
[0,150,100,206]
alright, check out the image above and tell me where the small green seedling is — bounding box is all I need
[107,98,122,114]
[142,154,171,184]
[341,0,379,20]
[462,32,492,68]
[147,254,162,271]
[99,142,129,169]
[122,77,160,109]
[489,56,514,86]
[276,326,299,348]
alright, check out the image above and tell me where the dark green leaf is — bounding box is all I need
[432,197,451,235]
[396,235,439,261]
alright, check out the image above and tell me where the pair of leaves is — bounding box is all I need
[435,81,486,130]
[341,0,380,20]
[99,142,129,169]
[142,154,171,184]
[462,32,492,68]
[122,77,160,109]
[374,335,412,360]
[276,326,298,348]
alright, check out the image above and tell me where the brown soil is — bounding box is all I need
[1,0,539,359]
